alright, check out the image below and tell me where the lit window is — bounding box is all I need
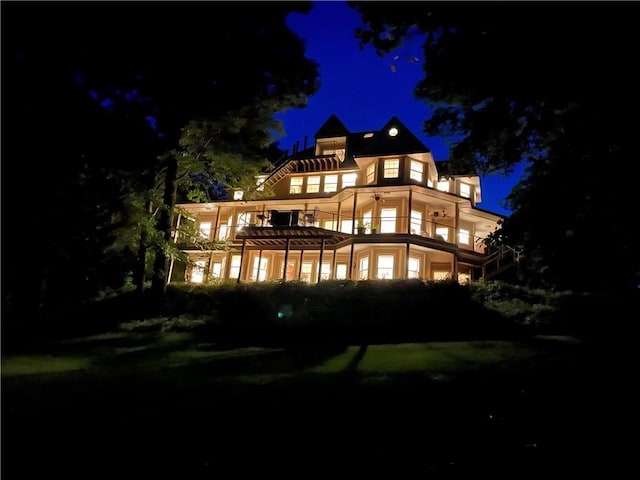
[427,179,434,188]
[366,163,375,184]
[460,183,471,198]
[229,255,241,279]
[251,257,268,282]
[359,257,369,280]
[363,132,374,139]
[410,210,422,235]
[384,159,399,178]
[410,160,423,182]
[300,262,313,283]
[335,149,345,162]
[377,255,394,279]
[380,208,396,233]
[340,219,353,234]
[342,173,357,188]
[437,180,450,192]
[433,271,450,281]
[458,228,470,244]
[307,176,320,193]
[363,210,372,233]
[436,227,449,242]
[219,217,232,240]
[191,260,207,283]
[336,264,348,280]
[233,190,244,200]
[199,221,212,238]
[458,272,471,284]
[319,263,331,281]
[211,262,222,279]
[237,212,251,231]
[408,257,420,279]
[324,174,338,193]
[323,219,337,230]
[290,177,303,194]
[256,175,268,191]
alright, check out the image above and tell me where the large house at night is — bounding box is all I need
[169,114,509,285]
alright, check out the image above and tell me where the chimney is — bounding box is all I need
[292,143,298,155]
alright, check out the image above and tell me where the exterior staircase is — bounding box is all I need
[483,244,521,280]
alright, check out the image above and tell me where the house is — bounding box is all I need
[169,114,505,284]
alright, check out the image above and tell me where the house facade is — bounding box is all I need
[170,114,504,285]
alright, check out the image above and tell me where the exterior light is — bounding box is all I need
[388,127,399,137]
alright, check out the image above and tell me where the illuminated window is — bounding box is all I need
[458,272,471,284]
[410,160,424,182]
[363,132,374,138]
[323,219,337,230]
[199,221,212,238]
[335,149,345,162]
[436,227,449,242]
[237,212,251,231]
[251,257,268,282]
[229,255,241,279]
[408,257,420,279]
[363,210,372,233]
[359,257,369,280]
[366,163,375,184]
[410,210,422,235]
[460,183,471,198]
[290,177,303,194]
[380,208,396,233]
[191,260,207,283]
[307,176,320,193]
[324,174,338,193]
[433,271,450,281]
[336,264,348,280]
[437,180,450,192]
[427,179,434,188]
[211,262,222,279]
[233,190,244,200]
[300,262,313,283]
[458,228,470,244]
[319,263,331,281]
[342,173,357,188]
[256,175,267,191]
[218,217,232,240]
[384,159,399,178]
[340,219,353,234]
[377,255,394,279]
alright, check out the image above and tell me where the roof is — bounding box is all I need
[346,116,430,159]
[314,114,350,138]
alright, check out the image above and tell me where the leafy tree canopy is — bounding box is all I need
[351,1,640,292]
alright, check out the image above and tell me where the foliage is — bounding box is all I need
[350,2,640,292]
[3,2,320,320]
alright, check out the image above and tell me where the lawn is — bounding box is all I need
[1,329,632,478]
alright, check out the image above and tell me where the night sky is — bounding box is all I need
[276,1,522,217]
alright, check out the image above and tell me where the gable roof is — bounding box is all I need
[314,114,350,139]
[345,116,430,159]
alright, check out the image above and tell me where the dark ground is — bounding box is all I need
[1,336,634,478]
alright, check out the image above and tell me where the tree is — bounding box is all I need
[350,1,640,292]
[2,1,320,320]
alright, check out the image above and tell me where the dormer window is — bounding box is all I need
[437,180,450,192]
[366,163,376,184]
[383,159,399,178]
[460,183,471,198]
[410,160,423,182]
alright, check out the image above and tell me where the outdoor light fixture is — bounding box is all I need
[388,127,399,137]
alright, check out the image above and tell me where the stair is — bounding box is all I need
[483,245,520,280]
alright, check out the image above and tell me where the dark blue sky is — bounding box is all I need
[275,1,522,217]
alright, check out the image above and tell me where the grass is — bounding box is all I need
[1,327,631,477]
